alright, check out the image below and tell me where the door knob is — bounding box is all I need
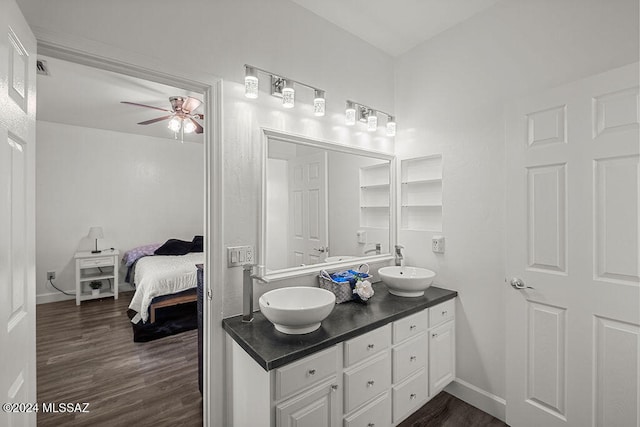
[313,246,328,253]
[509,277,534,290]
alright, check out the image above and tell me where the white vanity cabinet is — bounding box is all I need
[227,297,456,427]
[229,341,342,427]
[428,298,455,396]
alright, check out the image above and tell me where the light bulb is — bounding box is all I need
[345,101,356,126]
[386,116,396,137]
[168,116,181,132]
[183,120,196,134]
[313,89,325,117]
[244,66,258,99]
[282,80,294,108]
[367,109,377,131]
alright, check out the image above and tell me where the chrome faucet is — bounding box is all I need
[395,244,405,267]
[242,264,254,322]
[364,243,381,255]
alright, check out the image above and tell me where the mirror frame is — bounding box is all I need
[257,128,397,281]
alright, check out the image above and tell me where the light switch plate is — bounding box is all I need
[227,245,255,267]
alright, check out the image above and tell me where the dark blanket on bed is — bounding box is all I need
[154,235,203,256]
[128,289,198,342]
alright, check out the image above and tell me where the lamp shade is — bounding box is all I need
[88,227,104,240]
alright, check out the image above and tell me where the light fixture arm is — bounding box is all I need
[245,64,323,94]
[345,99,394,121]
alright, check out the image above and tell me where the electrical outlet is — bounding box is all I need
[432,236,445,254]
[47,271,56,280]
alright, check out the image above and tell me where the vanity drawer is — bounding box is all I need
[343,391,391,427]
[393,310,428,344]
[275,346,337,401]
[79,256,113,268]
[344,351,391,413]
[344,324,391,367]
[392,368,427,423]
[429,299,455,328]
[392,333,427,384]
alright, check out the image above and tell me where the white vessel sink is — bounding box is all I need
[259,287,336,335]
[378,266,436,297]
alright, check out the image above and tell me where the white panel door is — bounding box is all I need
[0,0,37,426]
[506,63,640,427]
[288,152,328,266]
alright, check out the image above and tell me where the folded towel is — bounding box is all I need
[330,270,367,283]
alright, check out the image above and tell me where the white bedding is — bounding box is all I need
[128,252,204,323]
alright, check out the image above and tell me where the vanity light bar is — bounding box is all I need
[345,99,396,136]
[244,64,325,116]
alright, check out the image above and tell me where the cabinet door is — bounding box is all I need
[276,377,338,427]
[429,321,455,396]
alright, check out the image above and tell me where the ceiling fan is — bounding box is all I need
[121,96,204,134]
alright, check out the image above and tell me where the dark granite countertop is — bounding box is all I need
[222,283,457,371]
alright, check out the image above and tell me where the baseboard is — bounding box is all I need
[37,284,135,305]
[444,378,506,422]
[37,291,75,304]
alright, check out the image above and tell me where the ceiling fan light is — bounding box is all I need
[183,120,197,134]
[168,117,181,132]
[244,66,259,99]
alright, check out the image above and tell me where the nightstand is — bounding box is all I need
[74,249,120,305]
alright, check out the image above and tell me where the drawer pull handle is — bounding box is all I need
[410,355,417,362]
[368,424,375,427]
[308,369,316,376]
[410,393,417,400]
[366,380,375,388]
[432,333,438,338]
[442,310,447,316]
[331,384,338,391]
[367,344,375,350]
[409,325,417,330]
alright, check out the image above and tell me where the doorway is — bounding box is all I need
[35,54,206,425]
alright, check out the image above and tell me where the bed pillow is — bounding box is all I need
[122,243,162,267]
[191,235,203,252]
[154,239,194,256]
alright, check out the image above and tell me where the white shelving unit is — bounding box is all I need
[400,155,443,231]
[359,162,391,229]
[74,249,119,305]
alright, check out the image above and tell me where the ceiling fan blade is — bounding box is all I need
[189,117,204,134]
[181,97,202,114]
[137,115,173,125]
[121,101,171,113]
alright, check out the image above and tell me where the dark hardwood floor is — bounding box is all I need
[36,292,202,427]
[399,391,508,427]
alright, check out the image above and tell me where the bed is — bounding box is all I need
[123,237,203,341]
[128,252,203,323]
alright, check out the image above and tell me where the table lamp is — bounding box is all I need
[88,226,104,254]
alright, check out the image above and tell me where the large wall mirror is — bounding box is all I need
[258,129,396,280]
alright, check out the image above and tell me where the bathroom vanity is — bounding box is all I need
[223,283,457,427]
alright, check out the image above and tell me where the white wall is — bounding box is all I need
[36,120,203,303]
[394,0,639,419]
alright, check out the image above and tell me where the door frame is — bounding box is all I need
[34,34,225,427]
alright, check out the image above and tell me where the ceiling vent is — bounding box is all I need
[36,59,49,76]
